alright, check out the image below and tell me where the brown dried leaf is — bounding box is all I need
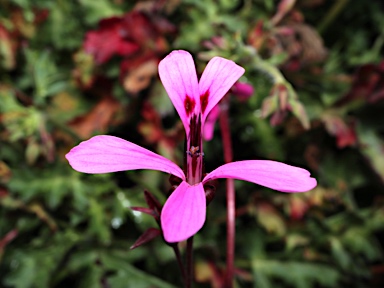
[68,96,120,139]
[122,59,158,94]
[253,202,287,236]
[278,23,328,69]
[195,261,223,288]
[0,196,57,231]
[0,24,17,70]
[0,161,12,183]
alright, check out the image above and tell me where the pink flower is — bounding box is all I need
[231,81,254,101]
[66,50,317,243]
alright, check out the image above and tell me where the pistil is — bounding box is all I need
[185,114,204,185]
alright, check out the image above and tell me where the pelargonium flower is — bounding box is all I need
[66,50,317,243]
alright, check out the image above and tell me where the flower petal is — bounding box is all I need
[199,57,245,122]
[203,160,317,192]
[203,105,220,141]
[66,135,185,180]
[158,50,200,136]
[161,181,206,243]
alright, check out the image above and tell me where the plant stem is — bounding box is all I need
[183,113,202,287]
[172,245,187,287]
[317,0,349,33]
[219,98,235,288]
[186,237,194,288]
[225,178,235,288]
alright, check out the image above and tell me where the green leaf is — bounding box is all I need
[357,126,384,182]
[251,259,340,288]
[329,236,351,270]
[100,251,177,288]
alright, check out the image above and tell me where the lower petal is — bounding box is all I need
[203,160,317,192]
[161,181,206,243]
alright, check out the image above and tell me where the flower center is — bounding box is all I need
[185,114,204,185]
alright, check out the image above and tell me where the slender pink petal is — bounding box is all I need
[203,160,317,192]
[199,57,245,123]
[203,105,221,141]
[161,181,206,243]
[158,50,200,136]
[65,135,185,180]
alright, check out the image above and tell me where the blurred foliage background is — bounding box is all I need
[1,0,384,287]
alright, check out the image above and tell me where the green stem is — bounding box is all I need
[186,237,194,288]
[172,245,187,287]
[317,0,349,34]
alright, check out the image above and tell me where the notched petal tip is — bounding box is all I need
[163,49,192,59]
[161,182,206,243]
[199,56,245,120]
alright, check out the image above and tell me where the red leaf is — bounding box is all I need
[0,229,18,250]
[83,17,139,64]
[68,96,120,139]
[337,61,384,106]
[323,115,357,148]
[82,11,174,65]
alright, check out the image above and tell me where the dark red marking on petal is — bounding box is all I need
[184,95,196,116]
[200,90,210,114]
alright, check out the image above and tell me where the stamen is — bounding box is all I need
[185,114,204,185]
[186,150,204,157]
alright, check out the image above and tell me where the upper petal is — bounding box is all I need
[203,160,317,192]
[161,181,206,243]
[199,57,245,123]
[66,135,185,180]
[158,50,200,136]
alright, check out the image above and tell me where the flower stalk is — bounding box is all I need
[186,237,194,288]
[219,97,235,287]
[185,115,204,288]
[172,245,187,287]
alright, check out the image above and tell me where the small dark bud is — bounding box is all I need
[130,228,161,250]
[131,206,156,217]
[144,190,162,214]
